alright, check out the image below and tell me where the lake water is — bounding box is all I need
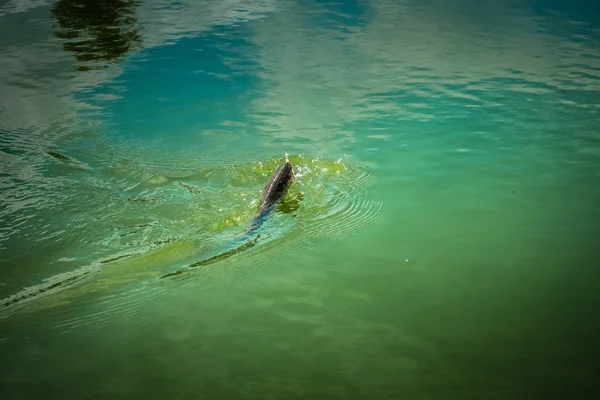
[1,0,599,398]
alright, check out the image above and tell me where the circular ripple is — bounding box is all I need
[292,159,385,241]
[303,193,385,240]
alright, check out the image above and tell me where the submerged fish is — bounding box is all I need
[160,156,296,277]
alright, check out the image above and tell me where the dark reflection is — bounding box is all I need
[51,0,142,71]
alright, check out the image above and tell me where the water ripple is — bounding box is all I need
[0,154,384,319]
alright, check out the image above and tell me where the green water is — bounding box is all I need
[1,0,600,398]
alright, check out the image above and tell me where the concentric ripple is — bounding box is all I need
[295,165,385,241]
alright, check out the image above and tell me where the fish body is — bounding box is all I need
[249,158,295,230]
[161,157,295,276]
[232,158,295,245]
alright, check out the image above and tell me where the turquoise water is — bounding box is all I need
[1,0,600,398]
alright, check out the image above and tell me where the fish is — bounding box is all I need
[248,156,296,232]
[160,156,296,277]
[0,157,297,312]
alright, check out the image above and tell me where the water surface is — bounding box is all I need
[1,0,600,398]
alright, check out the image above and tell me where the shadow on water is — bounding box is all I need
[50,0,142,71]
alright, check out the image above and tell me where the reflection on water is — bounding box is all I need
[51,0,141,70]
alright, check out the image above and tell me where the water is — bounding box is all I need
[1,0,599,398]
